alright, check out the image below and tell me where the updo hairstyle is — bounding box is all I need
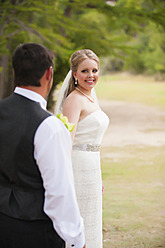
[67,49,100,96]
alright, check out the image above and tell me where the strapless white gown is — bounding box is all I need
[69,109,109,248]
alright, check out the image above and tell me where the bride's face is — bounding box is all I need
[73,58,99,92]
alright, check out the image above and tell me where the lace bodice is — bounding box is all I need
[73,109,109,146]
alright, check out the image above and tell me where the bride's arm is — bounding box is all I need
[62,92,82,142]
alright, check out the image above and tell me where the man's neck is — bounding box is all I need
[19,85,45,99]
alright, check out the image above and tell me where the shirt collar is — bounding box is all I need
[14,87,47,110]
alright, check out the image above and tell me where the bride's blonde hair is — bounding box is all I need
[67,49,100,96]
[55,49,99,115]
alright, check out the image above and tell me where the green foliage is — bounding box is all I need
[123,22,165,74]
[0,0,165,107]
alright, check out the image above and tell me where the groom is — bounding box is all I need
[0,43,85,248]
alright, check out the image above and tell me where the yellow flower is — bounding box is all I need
[57,113,75,132]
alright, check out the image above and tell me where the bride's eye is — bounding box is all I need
[81,70,88,73]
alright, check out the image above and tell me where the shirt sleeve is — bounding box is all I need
[34,115,85,248]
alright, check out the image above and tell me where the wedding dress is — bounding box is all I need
[70,109,109,248]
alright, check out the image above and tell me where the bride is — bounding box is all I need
[55,49,109,248]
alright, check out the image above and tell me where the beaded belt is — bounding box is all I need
[72,144,101,152]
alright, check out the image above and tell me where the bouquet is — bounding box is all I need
[57,113,75,132]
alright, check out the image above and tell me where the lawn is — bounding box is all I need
[97,73,165,248]
[102,145,165,248]
[95,73,165,109]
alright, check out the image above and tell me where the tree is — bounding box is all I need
[0,0,73,101]
[0,0,165,109]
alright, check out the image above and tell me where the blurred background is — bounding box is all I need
[0,0,165,247]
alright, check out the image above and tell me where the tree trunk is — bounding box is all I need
[0,55,9,99]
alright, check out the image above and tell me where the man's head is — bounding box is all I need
[12,43,54,87]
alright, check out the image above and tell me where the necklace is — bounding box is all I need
[76,87,94,103]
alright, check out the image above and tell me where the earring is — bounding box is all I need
[75,78,78,85]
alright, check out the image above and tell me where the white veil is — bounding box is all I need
[54,70,72,115]
[54,70,99,115]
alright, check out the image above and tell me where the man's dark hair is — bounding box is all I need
[12,43,54,87]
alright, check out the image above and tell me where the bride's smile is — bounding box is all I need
[73,58,99,93]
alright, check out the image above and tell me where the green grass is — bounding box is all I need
[102,145,165,248]
[95,73,165,109]
[96,73,165,247]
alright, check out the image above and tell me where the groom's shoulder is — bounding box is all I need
[0,94,15,109]
[41,114,70,136]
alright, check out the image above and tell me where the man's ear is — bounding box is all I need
[46,66,52,80]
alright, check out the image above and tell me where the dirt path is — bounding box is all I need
[100,100,165,147]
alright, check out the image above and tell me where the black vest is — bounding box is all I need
[0,93,51,220]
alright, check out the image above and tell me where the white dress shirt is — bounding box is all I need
[14,87,85,248]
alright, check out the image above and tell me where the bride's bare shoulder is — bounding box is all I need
[65,89,83,104]
[63,90,83,116]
